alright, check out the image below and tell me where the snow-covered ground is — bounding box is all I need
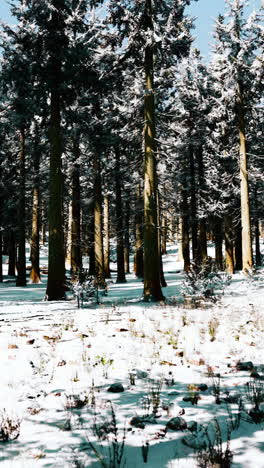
[0,244,264,467]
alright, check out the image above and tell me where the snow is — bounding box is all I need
[0,244,264,467]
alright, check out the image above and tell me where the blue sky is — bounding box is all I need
[0,0,261,59]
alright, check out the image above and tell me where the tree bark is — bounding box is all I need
[71,136,82,277]
[115,147,126,283]
[214,217,223,270]
[254,187,261,267]
[124,195,130,274]
[237,82,253,273]
[143,0,163,301]
[94,152,105,286]
[197,147,207,262]
[16,127,27,287]
[0,227,2,283]
[189,145,198,262]
[234,218,242,271]
[103,194,111,278]
[46,8,66,300]
[134,185,144,278]
[8,230,16,276]
[181,189,190,272]
[30,123,41,284]
[224,214,235,274]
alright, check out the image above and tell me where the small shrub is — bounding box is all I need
[182,259,231,303]
[86,402,126,468]
[197,418,233,467]
[0,410,21,442]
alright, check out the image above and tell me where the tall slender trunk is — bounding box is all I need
[88,206,95,275]
[115,147,126,283]
[94,152,105,286]
[197,147,207,262]
[224,214,235,274]
[46,24,65,300]
[103,194,111,278]
[30,123,41,284]
[65,201,72,269]
[189,146,198,262]
[134,185,144,278]
[0,227,2,283]
[71,137,82,277]
[161,214,167,255]
[254,187,261,267]
[157,192,166,287]
[214,217,223,270]
[237,84,253,273]
[143,0,163,301]
[124,195,130,274]
[234,217,242,271]
[8,230,16,276]
[16,127,27,287]
[181,189,190,272]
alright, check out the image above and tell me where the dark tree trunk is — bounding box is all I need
[189,146,198,262]
[197,147,207,262]
[124,195,130,274]
[71,136,82,277]
[224,214,235,274]
[134,185,144,278]
[254,187,261,267]
[143,0,163,301]
[115,147,126,283]
[214,217,223,270]
[8,230,16,276]
[30,123,41,284]
[103,194,111,278]
[0,228,2,283]
[46,6,66,300]
[157,193,166,288]
[88,208,95,276]
[16,127,27,287]
[234,218,242,271]
[181,189,190,272]
[161,214,167,255]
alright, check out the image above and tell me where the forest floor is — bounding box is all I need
[0,244,264,468]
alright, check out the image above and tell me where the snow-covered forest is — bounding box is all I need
[0,0,263,466]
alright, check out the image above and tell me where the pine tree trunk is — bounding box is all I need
[214,217,223,270]
[46,20,65,300]
[124,195,130,274]
[234,218,242,271]
[103,195,111,278]
[8,230,16,276]
[30,124,41,284]
[181,190,190,272]
[16,127,27,287]
[0,227,2,283]
[134,185,144,278]
[161,215,167,255]
[94,153,105,286]
[143,0,163,301]
[41,202,47,245]
[254,187,261,267]
[115,147,126,283]
[237,81,253,273]
[88,207,95,276]
[71,137,82,277]
[157,193,166,287]
[189,146,198,262]
[224,214,234,274]
[177,218,184,262]
[65,201,72,269]
[197,147,207,262]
